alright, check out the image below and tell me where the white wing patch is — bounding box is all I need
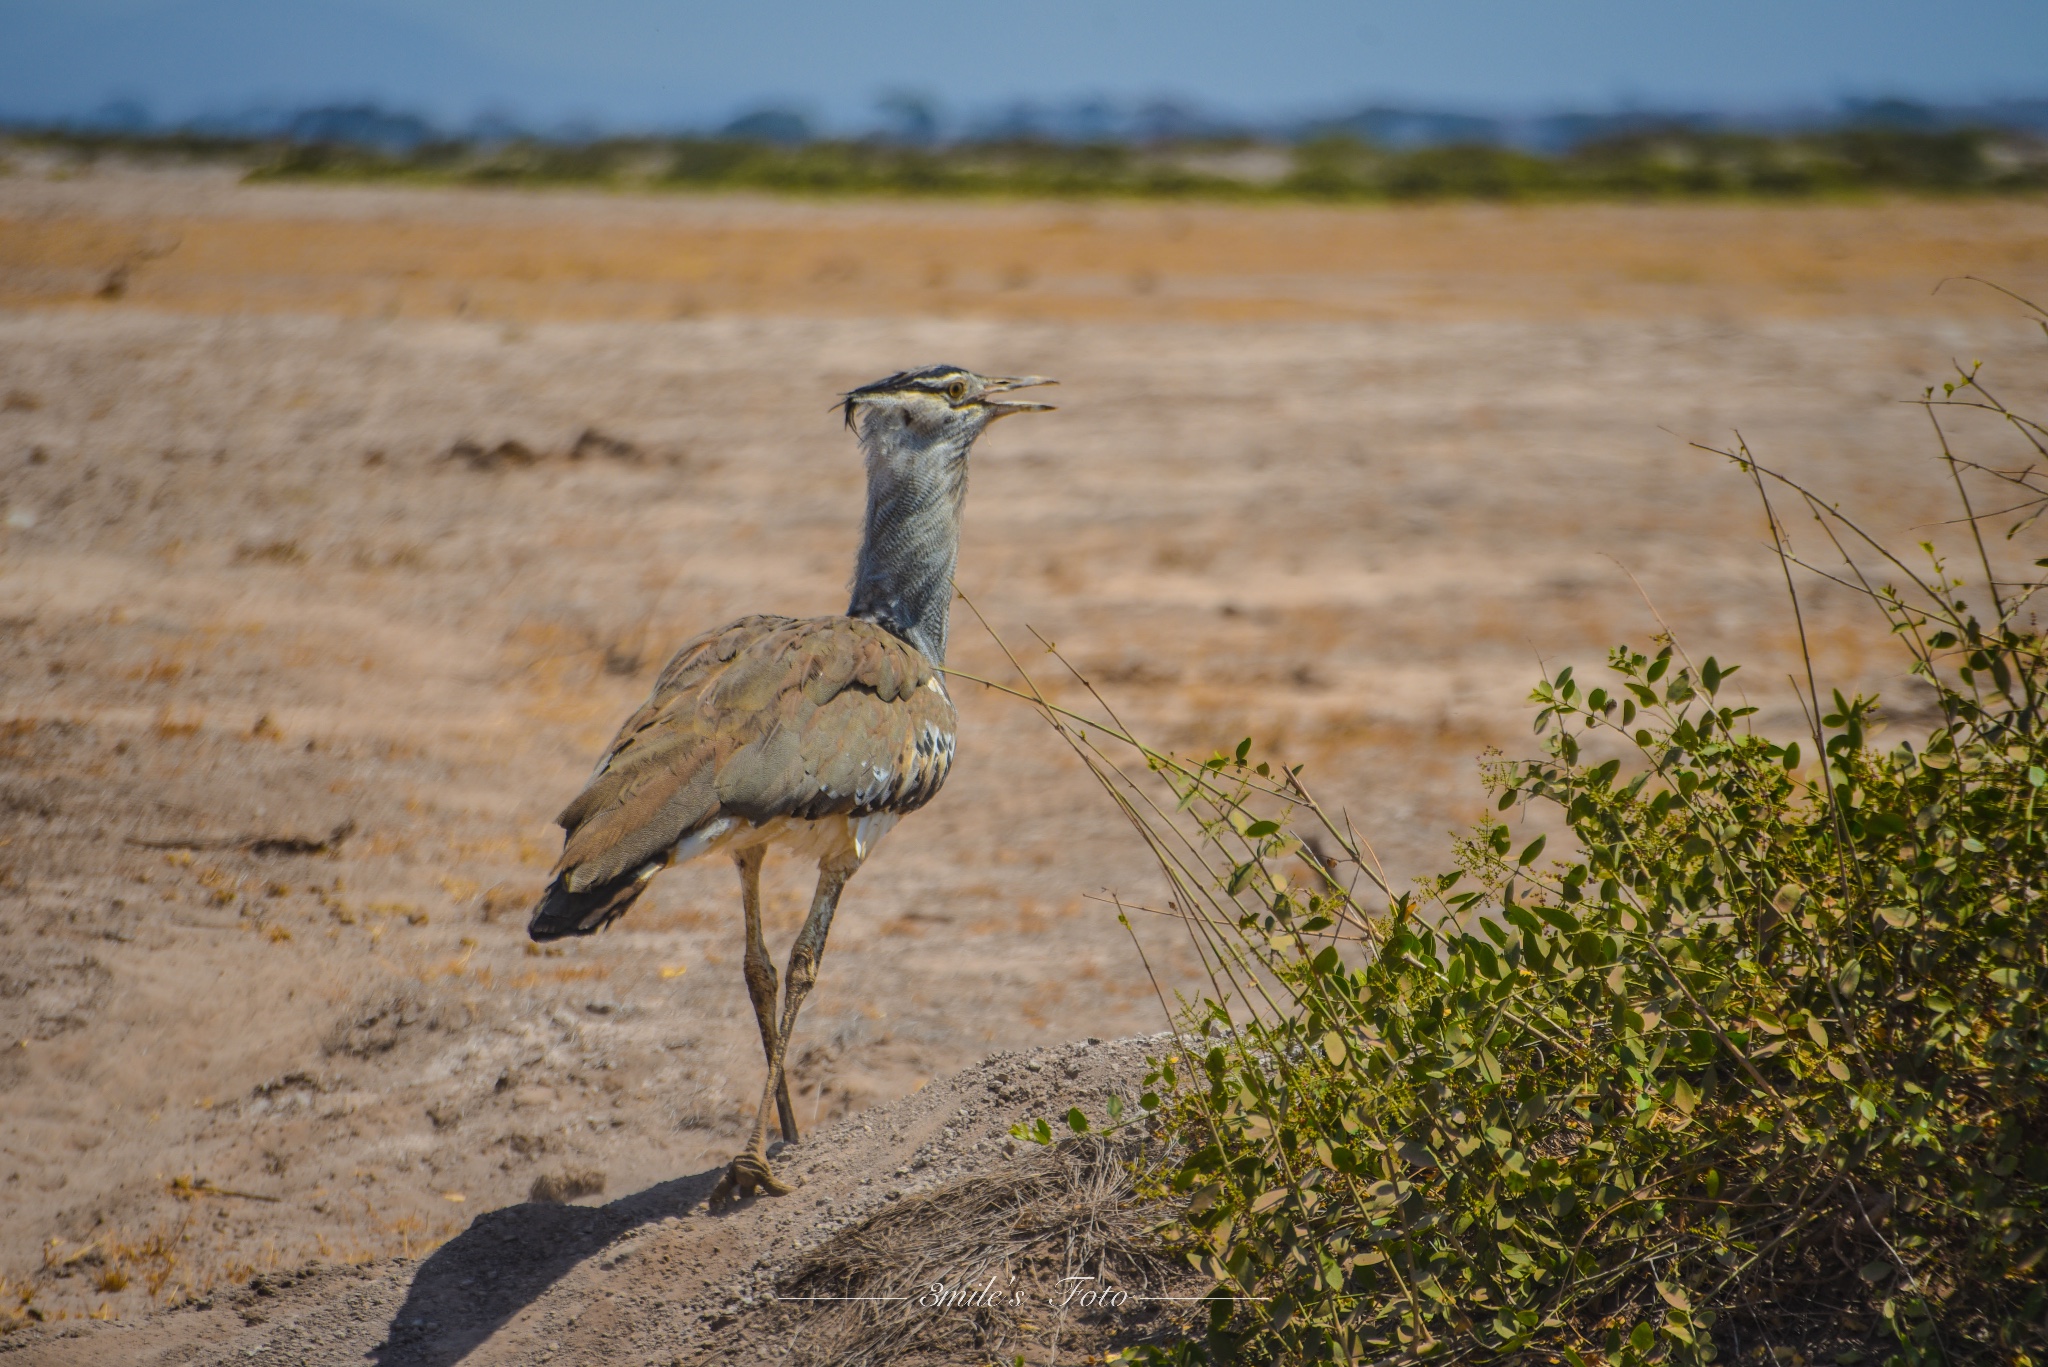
[854,761,896,805]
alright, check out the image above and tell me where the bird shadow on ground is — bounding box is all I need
[367,1164,726,1366]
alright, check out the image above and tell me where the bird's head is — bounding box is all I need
[839,366,1051,659]
[839,365,1056,451]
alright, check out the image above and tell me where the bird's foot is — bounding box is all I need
[708,1150,789,1207]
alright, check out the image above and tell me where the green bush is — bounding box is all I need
[999,298,2048,1364]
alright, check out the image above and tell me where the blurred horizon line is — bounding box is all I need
[10,91,2048,156]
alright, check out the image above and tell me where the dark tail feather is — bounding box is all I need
[527,861,659,941]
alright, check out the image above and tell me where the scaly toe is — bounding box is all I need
[710,1151,789,1207]
[736,1151,791,1197]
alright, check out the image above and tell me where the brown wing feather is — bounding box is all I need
[534,615,956,934]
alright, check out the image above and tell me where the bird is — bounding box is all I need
[526,365,1054,1204]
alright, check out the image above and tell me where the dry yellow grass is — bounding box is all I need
[3,181,2045,323]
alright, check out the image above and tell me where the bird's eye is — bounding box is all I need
[946,380,968,401]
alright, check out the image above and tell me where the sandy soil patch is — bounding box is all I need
[4,165,2045,323]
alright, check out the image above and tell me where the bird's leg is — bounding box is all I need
[711,856,854,1206]
[734,847,797,1143]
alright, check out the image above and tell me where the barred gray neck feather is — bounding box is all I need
[845,413,976,664]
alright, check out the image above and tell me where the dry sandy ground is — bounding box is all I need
[13,1036,1189,1367]
[1,166,2045,1364]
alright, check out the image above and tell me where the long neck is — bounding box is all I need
[845,424,972,663]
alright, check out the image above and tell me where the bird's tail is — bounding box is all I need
[527,860,660,941]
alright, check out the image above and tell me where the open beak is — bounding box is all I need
[979,375,1057,417]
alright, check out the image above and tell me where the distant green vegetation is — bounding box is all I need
[8,124,2046,200]
[1287,127,2048,199]
[248,127,2048,199]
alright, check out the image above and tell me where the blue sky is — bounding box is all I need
[4,0,2045,129]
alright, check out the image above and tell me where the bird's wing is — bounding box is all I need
[551,615,956,894]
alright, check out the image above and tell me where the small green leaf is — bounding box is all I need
[1517,834,1547,866]
[1244,820,1280,838]
[1066,1107,1090,1134]
[1106,1093,1125,1124]
[1322,1031,1348,1067]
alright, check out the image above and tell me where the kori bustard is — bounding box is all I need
[527,366,1054,1204]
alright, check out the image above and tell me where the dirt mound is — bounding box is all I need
[770,1132,1192,1366]
[8,1035,1194,1366]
